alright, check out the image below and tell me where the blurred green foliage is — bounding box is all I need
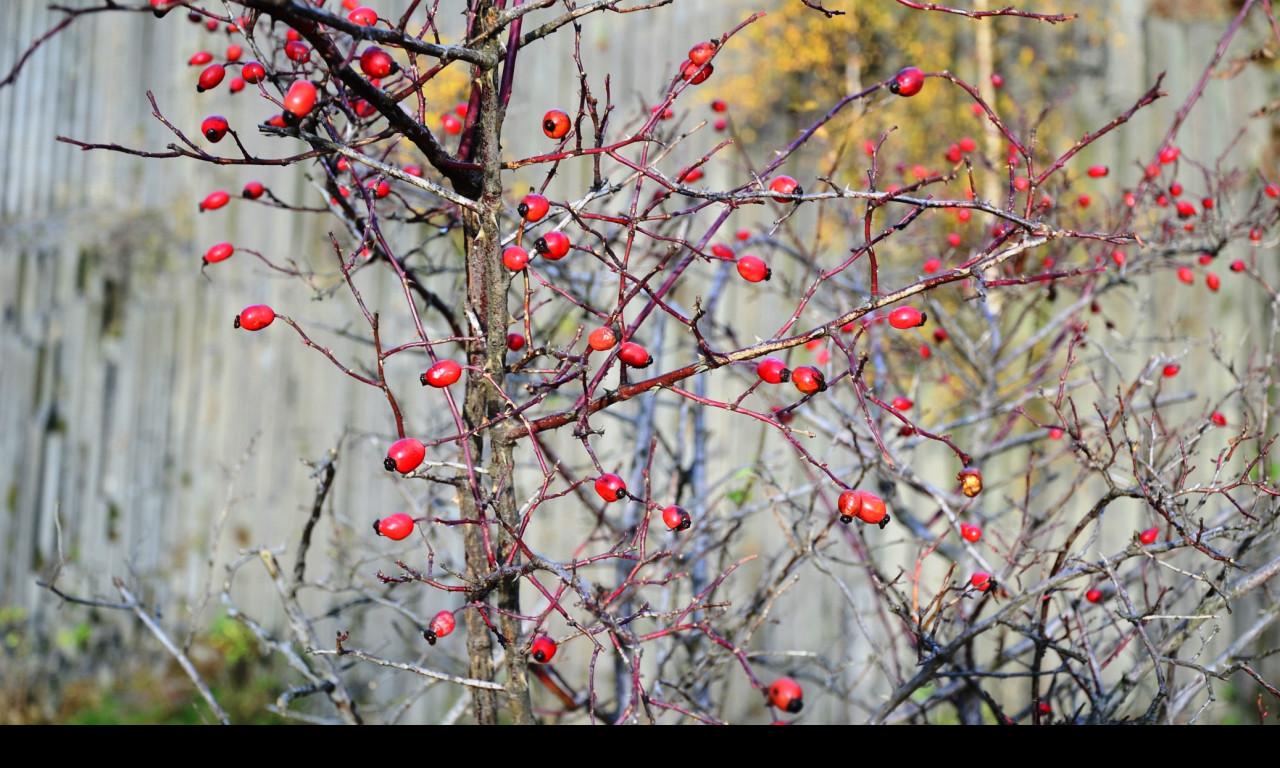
[3,607,289,724]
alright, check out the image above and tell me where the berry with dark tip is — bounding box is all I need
[203,242,233,265]
[662,505,692,531]
[518,194,550,222]
[535,231,570,260]
[618,342,652,368]
[234,304,275,330]
[423,611,455,644]
[531,636,558,663]
[421,360,462,388]
[197,63,225,92]
[595,473,628,502]
[888,306,926,329]
[767,678,803,713]
[736,255,771,282]
[542,109,570,139]
[385,437,426,474]
[791,366,826,395]
[200,190,230,211]
[889,66,924,97]
[374,513,414,540]
[283,80,318,123]
[757,357,790,384]
[768,175,802,203]
[201,114,229,142]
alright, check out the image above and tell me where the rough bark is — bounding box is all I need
[457,0,533,726]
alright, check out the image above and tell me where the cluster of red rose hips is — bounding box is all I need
[591,473,691,531]
[501,188,574,273]
[176,0,1280,720]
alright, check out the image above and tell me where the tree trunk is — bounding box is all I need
[457,0,534,725]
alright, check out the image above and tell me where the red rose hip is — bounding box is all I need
[535,231,570,260]
[768,175,802,203]
[348,6,377,25]
[360,47,397,78]
[888,306,926,329]
[241,61,266,84]
[285,41,310,62]
[757,357,790,384]
[283,80,318,123]
[595,473,628,502]
[234,304,274,330]
[688,41,717,65]
[531,636,558,663]
[858,491,889,527]
[736,255,771,282]
[791,366,826,395]
[588,327,618,351]
[679,59,714,85]
[837,489,864,524]
[662,505,692,531]
[424,610,456,644]
[518,193,550,222]
[385,437,426,474]
[196,63,225,92]
[767,677,803,713]
[203,242,234,265]
[618,342,652,368]
[889,66,924,97]
[199,190,230,212]
[503,245,530,271]
[201,115,229,142]
[542,109,570,139]
[374,513,415,540]
[421,360,463,388]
